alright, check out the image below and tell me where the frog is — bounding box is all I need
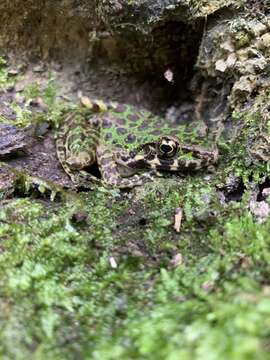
[56,102,219,189]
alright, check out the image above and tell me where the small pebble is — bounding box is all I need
[260,33,270,48]
[15,82,26,92]
[8,69,19,76]
[169,253,183,268]
[33,64,46,73]
[71,211,88,224]
[14,93,25,104]
[215,59,227,72]
[262,188,270,198]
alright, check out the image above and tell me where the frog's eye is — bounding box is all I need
[158,137,179,158]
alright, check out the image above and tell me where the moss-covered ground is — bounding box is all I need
[1,58,270,360]
[2,178,270,360]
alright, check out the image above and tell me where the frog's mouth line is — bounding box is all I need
[116,153,199,172]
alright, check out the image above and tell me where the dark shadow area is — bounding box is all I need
[84,162,102,179]
[220,177,246,203]
[93,20,204,110]
[257,177,270,202]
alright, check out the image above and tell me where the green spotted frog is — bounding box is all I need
[56,102,219,188]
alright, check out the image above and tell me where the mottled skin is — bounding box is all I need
[56,103,219,188]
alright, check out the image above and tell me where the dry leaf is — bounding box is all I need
[174,207,183,233]
[109,256,117,269]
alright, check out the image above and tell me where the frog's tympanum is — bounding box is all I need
[56,103,219,188]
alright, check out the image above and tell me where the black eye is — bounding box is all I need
[158,138,179,158]
[160,144,174,154]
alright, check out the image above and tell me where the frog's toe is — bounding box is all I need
[66,151,96,170]
[103,171,154,189]
[69,170,101,189]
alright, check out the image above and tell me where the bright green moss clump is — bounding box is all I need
[1,174,270,359]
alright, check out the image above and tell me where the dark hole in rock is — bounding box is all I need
[94,20,204,111]
[0,150,28,160]
[257,178,270,202]
[138,217,147,226]
[223,178,246,203]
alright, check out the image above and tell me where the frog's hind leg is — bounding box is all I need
[97,145,154,189]
[56,114,101,188]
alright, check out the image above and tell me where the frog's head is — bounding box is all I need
[116,135,187,172]
[116,135,217,172]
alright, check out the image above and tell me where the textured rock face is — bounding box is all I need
[0,0,97,61]
[2,0,269,143]
[196,10,270,107]
[97,0,243,33]
[0,0,242,66]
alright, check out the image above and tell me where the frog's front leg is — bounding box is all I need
[180,144,219,169]
[96,145,154,188]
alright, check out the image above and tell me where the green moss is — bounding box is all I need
[1,51,270,359]
[0,57,17,90]
[234,32,251,49]
[2,86,269,358]
[1,164,269,359]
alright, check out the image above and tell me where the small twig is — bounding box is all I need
[174,207,183,233]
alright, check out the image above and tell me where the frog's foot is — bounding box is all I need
[67,169,101,189]
[104,172,154,189]
[181,145,219,166]
[97,145,154,188]
[55,148,99,189]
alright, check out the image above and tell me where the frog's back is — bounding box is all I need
[100,103,181,151]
